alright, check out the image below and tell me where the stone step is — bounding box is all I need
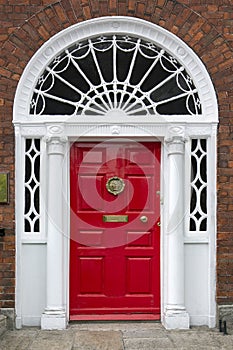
[0,314,7,336]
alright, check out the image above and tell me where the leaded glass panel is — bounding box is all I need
[189,139,207,232]
[24,139,40,233]
[30,35,201,117]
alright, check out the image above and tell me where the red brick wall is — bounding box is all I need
[0,0,233,309]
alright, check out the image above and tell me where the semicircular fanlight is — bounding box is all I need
[30,35,201,116]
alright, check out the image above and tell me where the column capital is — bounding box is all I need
[44,135,68,155]
[165,126,187,155]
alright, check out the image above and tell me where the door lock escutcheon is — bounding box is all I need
[140,215,148,223]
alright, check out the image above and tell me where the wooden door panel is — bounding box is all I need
[78,175,104,211]
[82,149,104,164]
[126,231,152,247]
[126,176,152,211]
[126,258,152,293]
[79,257,104,294]
[78,230,104,246]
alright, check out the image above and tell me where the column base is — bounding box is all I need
[163,308,190,330]
[41,310,67,330]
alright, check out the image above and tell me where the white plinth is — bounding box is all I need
[41,312,67,330]
[163,310,190,329]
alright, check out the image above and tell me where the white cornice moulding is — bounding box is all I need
[15,122,216,138]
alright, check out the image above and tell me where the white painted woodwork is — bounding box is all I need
[40,136,67,329]
[163,133,189,329]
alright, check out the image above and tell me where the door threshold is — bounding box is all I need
[70,314,160,321]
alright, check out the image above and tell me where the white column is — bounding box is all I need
[163,132,189,329]
[41,136,67,330]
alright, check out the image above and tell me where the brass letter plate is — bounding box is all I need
[103,215,128,223]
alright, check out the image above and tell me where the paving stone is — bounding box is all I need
[216,334,233,348]
[70,322,126,331]
[178,347,221,350]
[123,329,167,338]
[168,332,218,345]
[0,330,37,350]
[28,329,74,350]
[73,330,123,350]
[123,337,174,349]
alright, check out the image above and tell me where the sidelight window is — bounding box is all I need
[189,139,207,233]
[24,139,41,233]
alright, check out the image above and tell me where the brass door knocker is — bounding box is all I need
[106,176,125,196]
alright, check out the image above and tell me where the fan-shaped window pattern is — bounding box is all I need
[30,35,201,116]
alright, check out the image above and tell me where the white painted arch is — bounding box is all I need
[13,17,218,330]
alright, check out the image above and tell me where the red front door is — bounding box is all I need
[70,141,161,319]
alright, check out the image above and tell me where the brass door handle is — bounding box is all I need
[140,215,148,223]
